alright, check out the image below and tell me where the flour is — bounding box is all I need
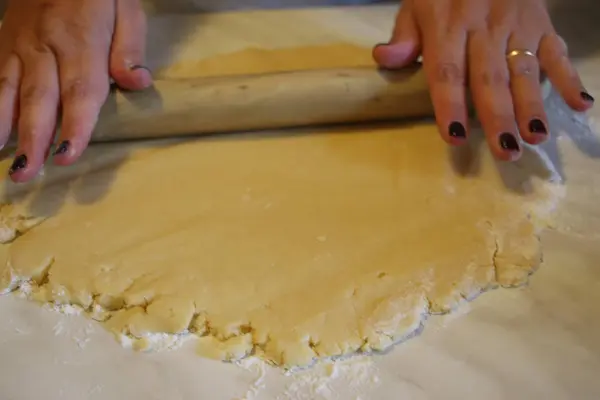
[278,358,381,400]
[43,304,100,350]
[232,356,381,400]
[46,303,85,316]
[235,358,269,400]
[116,331,192,352]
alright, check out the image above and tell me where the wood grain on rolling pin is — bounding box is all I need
[92,64,433,142]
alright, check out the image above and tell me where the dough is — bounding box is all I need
[0,123,563,368]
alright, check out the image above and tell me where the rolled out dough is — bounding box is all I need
[0,45,563,368]
[0,123,562,368]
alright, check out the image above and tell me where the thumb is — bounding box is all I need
[109,0,153,90]
[372,1,421,69]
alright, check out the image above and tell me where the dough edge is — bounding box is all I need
[0,187,563,370]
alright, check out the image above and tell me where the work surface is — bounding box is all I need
[1,3,600,399]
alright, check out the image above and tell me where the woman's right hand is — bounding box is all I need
[374,0,593,162]
[0,0,152,183]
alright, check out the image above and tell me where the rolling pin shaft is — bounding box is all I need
[92,65,433,142]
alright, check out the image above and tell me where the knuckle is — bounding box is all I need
[39,27,75,58]
[438,24,465,42]
[472,68,510,88]
[38,0,59,14]
[33,3,63,45]
[112,47,144,68]
[14,35,53,59]
[538,34,568,64]
[0,75,18,94]
[488,28,509,44]
[432,61,466,86]
[482,16,510,42]
[36,20,57,44]
[61,79,108,104]
[35,11,111,56]
[20,84,54,104]
[61,79,90,101]
[467,28,486,43]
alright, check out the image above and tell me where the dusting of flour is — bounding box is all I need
[279,359,380,400]
[234,356,381,400]
[32,301,382,400]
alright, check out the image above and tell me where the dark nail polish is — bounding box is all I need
[581,91,595,103]
[53,140,70,155]
[528,119,547,135]
[8,154,27,175]
[448,121,467,138]
[499,133,520,151]
[130,64,152,73]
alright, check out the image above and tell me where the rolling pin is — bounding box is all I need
[91,64,551,142]
[91,64,434,142]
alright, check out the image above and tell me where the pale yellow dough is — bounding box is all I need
[0,124,562,368]
[0,45,563,369]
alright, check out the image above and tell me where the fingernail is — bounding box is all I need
[499,133,520,151]
[8,154,27,175]
[448,121,467,138]
[130,64,152,73]
[53,140,70,156]
[581,91,595,103]
[528,119,547,135]
[374,42,389,48]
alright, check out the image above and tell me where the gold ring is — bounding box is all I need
[506,49,536,59]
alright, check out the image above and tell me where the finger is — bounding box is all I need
[9,46,60,182]
[0,54,21,150]
[538,33,593,112]
[505,38,549,146]
[52,40,111,166]
[109,0,152,90]
[372,1,421,69]
[417,11,469,145]
[468,30,521,161]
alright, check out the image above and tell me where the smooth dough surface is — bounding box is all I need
[0,45,563,368]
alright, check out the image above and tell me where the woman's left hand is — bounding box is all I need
[0,0,150,183]
[373,0,594,161]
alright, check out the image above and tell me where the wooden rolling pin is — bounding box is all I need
[91,64,434,142]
